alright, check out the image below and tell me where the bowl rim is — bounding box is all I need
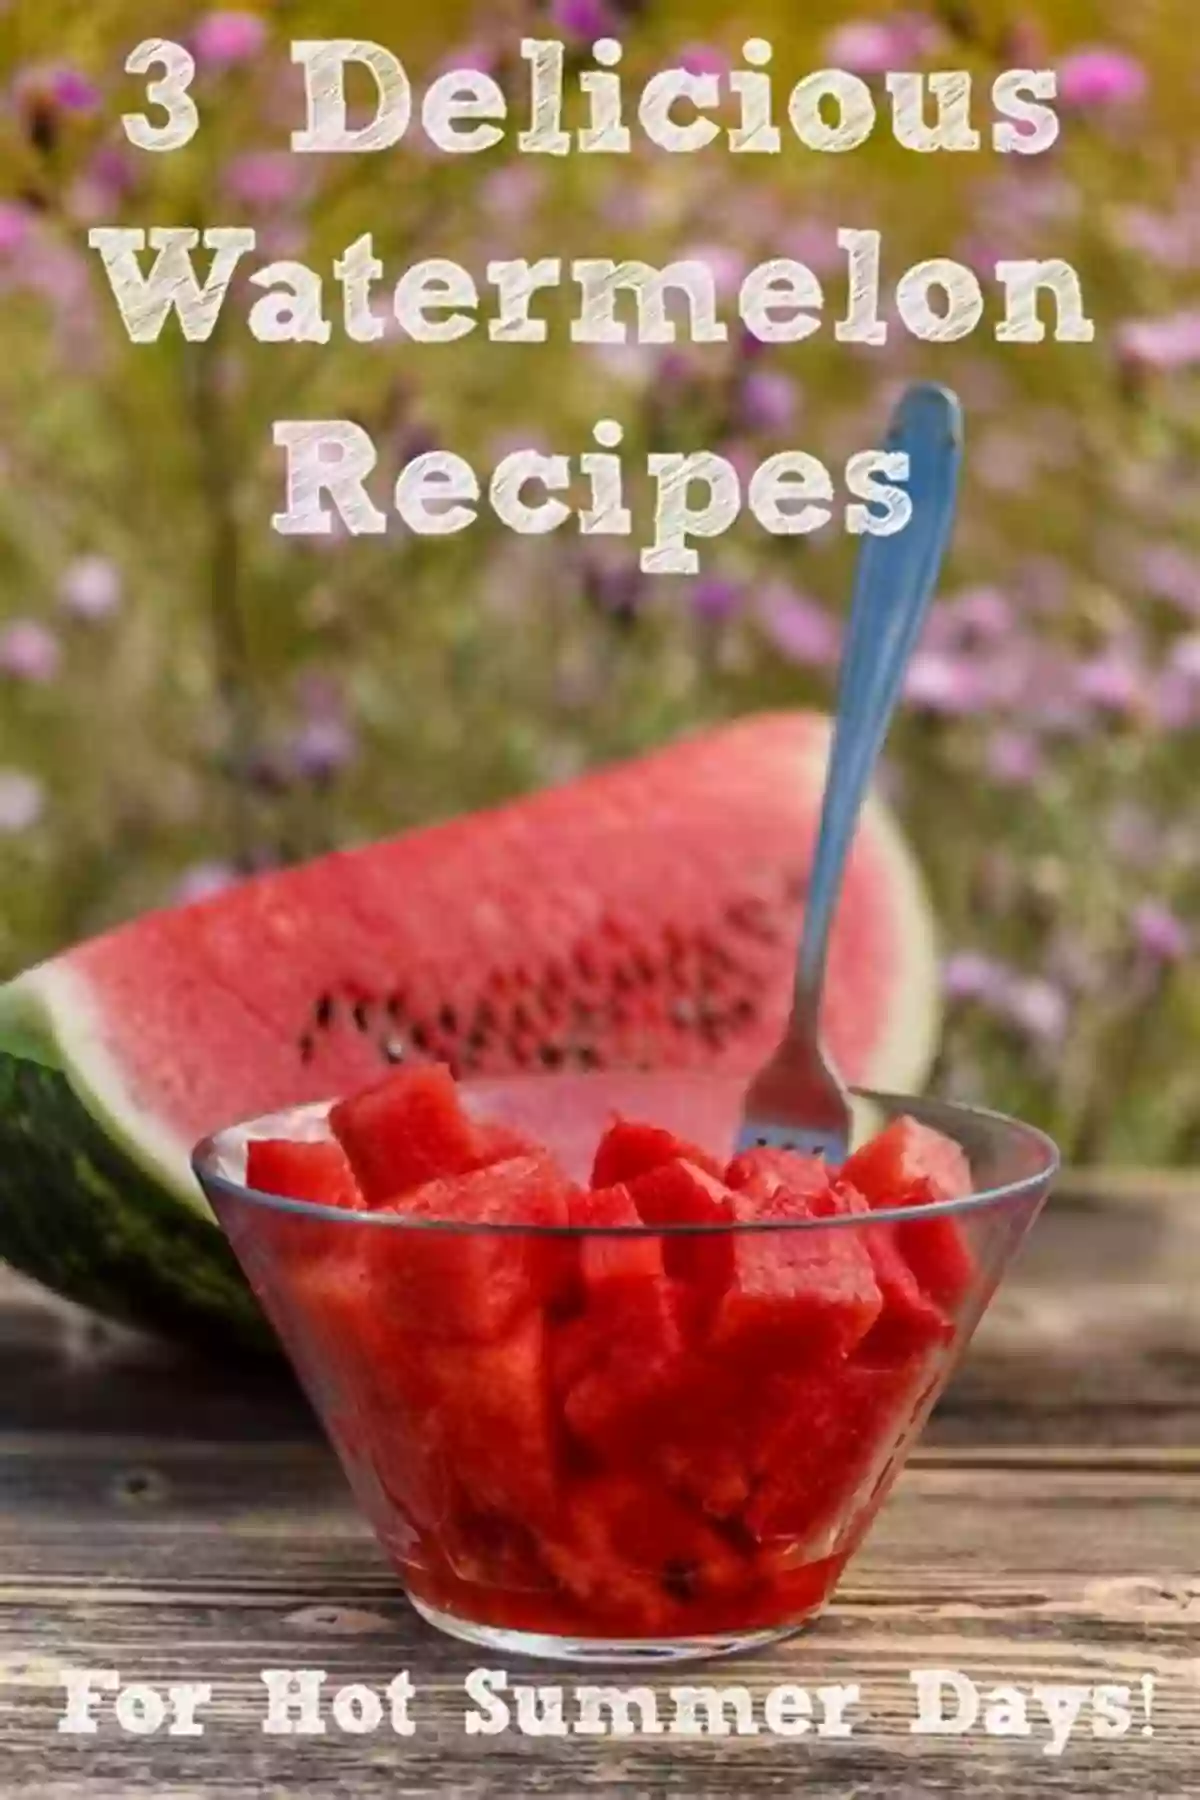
[191,1083,1061,1237]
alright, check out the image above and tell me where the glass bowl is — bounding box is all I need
[193,1072,1058,1666]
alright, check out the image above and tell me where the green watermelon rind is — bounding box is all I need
[0,981,271,1353]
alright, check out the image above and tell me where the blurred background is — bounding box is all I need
[1,0,1197,1169]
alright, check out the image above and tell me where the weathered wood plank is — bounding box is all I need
[1,1445,1196,1797]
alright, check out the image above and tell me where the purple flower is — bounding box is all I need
[1132,901,1190,963]
[679,44,729,77]
[1006,977,1069,1044]
[436,41,500,77]
[944,952,1011,1005]
[948,584,1015,643]
[224,152,303,209]
[739,370,799,433]
[50,67,99,111]
[192,11,268,68]
[0,620,61,683]
[690,575,743,624]
[1059,46,1147,109]
[1152,670,1197,732]
[479,164,545,225]
[1140,545,1200,616]
[1171,634,1200,681]
[175,863,239,906]
[823,14,940,74]
[1075,644,1147,715]
[289,717,357,783]
[757,583,840,667]
[986,729,1043,786]
[0,769,43,834]
[0,202,31,255]
[15,64,100,115]
[59,556,122,622]
[780,222,845,277]
[905,650,987,715]
[680,243,747,302]
[550,0,615,40]
[1116,311,1200,371]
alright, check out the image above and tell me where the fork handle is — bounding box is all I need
[796,383,964,1010]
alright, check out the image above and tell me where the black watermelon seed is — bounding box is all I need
[298,1033,315,1066]
[314,993,335,1030]
[410,1021,432,1052]
[352,1000,372,1033]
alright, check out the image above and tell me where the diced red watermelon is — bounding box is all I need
[550,1185,686,1459]
[571,1183,664,1289]
[833,1178,952,1360]
[844,1116,972,1205]
[330,1064,484,1204]
[373,1155,573,1341]
[245,1138,363,1212]
[591,1117,723,1188]
[711,1174,882,1372]
[627,1158,736,1312]
[539,1473,750,1630]
[842,1117,977,1312]
[725,1145,833,1205]
[472,1120,540,1166]
[744,1352,944,1550]
[391,1311,559,1528]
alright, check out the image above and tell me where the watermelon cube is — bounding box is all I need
[844,1116,972,1205]
[394,1311,559,1528]
[592,1117,723,1188]
[725,1146,833,1206]
[245,1138,363,1212]
[550,1184,687,1458]
[539,1473,751,1631]
[571,1183,664,1288]
[627,1158,736,1315]
[842,1117,977,1312]
[329,1064,484,1204]
[372,1155,573,1341]
[826,1178,952,1361]
[558,1277,686,1458]
[744,1352,941,1550]
[711,1177,882,1372]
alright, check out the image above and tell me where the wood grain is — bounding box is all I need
[1,1170,1197,1795]
[1,1441,1197,1797]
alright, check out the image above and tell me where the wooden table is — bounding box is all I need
[2,1174,1197,1797]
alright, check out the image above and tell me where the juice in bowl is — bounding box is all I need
[193,1065,1058,1665]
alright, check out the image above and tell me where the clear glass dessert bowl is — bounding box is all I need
[193,1072,1058,1666]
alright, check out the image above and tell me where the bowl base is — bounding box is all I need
[409,1595,820,1666]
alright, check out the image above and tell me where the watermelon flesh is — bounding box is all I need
[235,1067,976,1642]
[0,713,941,1349]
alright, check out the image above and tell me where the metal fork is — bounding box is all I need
[735,382,965,1167]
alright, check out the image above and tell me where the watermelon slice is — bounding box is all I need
[0,713,940,1348]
